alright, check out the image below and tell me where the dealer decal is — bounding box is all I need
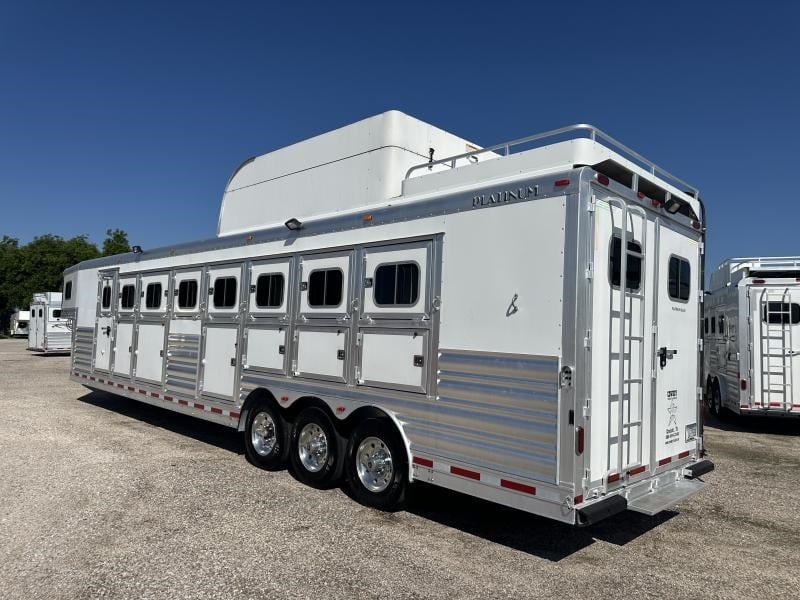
[665,389,679,445]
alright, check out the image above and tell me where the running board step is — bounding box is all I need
[627,478,706,516]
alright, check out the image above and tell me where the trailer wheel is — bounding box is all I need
[290,407,344,488]
[710,382,725,419]
[345,419,407,511]
[244,400,289,470]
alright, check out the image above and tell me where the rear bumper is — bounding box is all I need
[738,404,800,417]
[577,460,714,523]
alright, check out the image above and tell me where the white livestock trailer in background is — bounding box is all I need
[705,257,800,418]
[62,111,713,525]
[10,309,30,337]
[28,292,71,353]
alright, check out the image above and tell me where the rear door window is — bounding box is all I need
[668,256,691,302]
[762,302,800,325]
[609,236,642,291]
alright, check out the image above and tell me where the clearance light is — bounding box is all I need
[362,214,373,222]
[575,426,584,455]
[595,174,609,185]
[691,220,702,230]
[554,179,570,187]
[651,199,662,208]
[637,192,646,199]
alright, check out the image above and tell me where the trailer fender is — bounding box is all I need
[342,406,414,483]
[713,375,731,410]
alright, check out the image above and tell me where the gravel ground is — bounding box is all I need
[0,338,798,599]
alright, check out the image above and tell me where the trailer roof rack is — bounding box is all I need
[405,123,701,220]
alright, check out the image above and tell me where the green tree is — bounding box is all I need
[102,228,130,256]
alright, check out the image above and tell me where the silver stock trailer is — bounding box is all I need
[63,112,713,525]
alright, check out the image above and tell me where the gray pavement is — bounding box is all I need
[0,338,797,599]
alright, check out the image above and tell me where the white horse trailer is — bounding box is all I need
[10,310,30,337]
[62,111,713,525]
[705,257,800,418]
[28,292,71,353]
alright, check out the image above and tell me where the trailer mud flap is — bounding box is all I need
[627,478,705,516]
[577,495,627,526]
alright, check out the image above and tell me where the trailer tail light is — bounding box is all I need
[691,220,702,230]
[741,379,747,391]
[752,279,765,284]
[554,179,570,187]
[595,174,609,185]
[575,426,584,455]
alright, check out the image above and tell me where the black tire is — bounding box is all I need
[710,383,724,419]
[345,418,408,511]
[243,399,289,470]
[290,407,345,489]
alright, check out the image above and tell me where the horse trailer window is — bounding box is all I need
[609,236,642,291]
[178,280,198,309]
[718,314,726,335]
[761,302,800,325]
[374,262,420,306]
[704,317,709,334]
[668,256,691,301]
[145,283,162,309]
[39,309,43,318]
[711,316,716,334]
[255,273,285,308]
[213,277,238,308]
[101,286,111,309]
[120,285,136,309]
[52,309,61,319]
[308,269,343,307]
[64,281,72,300]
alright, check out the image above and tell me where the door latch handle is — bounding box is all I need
[657,346,677,369]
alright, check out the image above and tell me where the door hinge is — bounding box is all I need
[697,386,704,400]
[582,401,591,418]
[587,197,596,213]
[585,262,593,281]
[698,338,703,351]
[583,329,591,348]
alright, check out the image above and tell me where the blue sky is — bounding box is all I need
[1,1,798,273]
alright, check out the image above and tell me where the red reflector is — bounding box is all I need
[280,396,289,402]
[607,472,620,483]
[752,279,765,284]
[678,451,690,459]
[335,405,346,413]
[450,466,481,480]
[554,178,570,187]
[413,456,433,468]
[740,404,750,409]
[98,379,104,383]
[150,392,159,398]
[740,379,747,390]
[230,412,240,419]
[769,402,782,407]
[127,386,135,391]
[178,399,188,405]
[637,191,645,199]
[117,383,124,388]
[628,465,646,477]
[691,220,701,230]
[658,457,672,466]
[574,495,583,505]
[500,479,536,495]
[575,426,584,455]
[164,395,173,401]
[595,174,609,185]
[193,403,204,410]
[210,407,223,414]
[138,389,147,395]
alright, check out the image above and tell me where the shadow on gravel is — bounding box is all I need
[77,390,243,455]
[405,482,674,561]
[704,409,800,436]
[32,352,71,357]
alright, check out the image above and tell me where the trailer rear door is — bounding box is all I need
[652,223,700,464]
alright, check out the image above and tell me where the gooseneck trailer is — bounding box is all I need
[62,111,712,525]
[10,310,30,337]
[705,257,800,417]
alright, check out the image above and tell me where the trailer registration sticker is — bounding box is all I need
[665,389,680,445]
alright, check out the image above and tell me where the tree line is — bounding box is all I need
[0,229,130,332]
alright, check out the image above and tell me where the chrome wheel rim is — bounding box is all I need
[356,436,393,493]
[251,411,277,457]
[298,422,328,472]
